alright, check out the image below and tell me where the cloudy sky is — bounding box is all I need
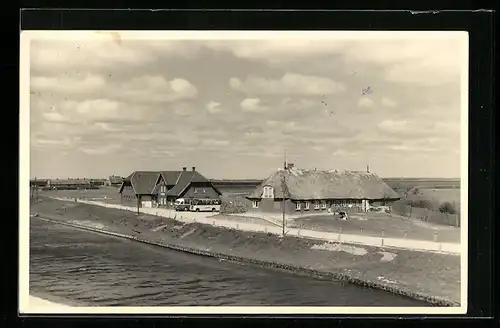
[27,32,466,179]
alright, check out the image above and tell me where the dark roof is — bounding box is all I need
[246,168,400,201]
[160,171,182,185]
[123,171,161,195]
[165,171,193,196]
[120,169,221,197]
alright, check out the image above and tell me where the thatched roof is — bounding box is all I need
[246,168,400,201]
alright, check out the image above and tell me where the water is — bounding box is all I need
[29,218,429,307]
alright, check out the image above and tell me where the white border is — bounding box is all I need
[19,30,469,315]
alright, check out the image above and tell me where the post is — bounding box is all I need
[136,195,140,215]
[281,171,287,237]
[434,231,438,242]
[381,229,385,246]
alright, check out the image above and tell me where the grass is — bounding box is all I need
[290,212,460,243]
[31,197,461,305]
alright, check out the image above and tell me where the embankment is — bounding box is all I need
[30,197,461,306]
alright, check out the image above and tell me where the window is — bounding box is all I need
[304,201,310,210]
[252,200,260,208]
[314,201,320,210]
[194,188,198,193]
[295,202,301,211]
[321,201,327,209]
[202,188,206,193]
[262,186,274,198]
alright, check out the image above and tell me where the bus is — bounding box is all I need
[189,198,221,212]
[174,198,191,211]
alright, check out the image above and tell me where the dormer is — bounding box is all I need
[262,185,274,198]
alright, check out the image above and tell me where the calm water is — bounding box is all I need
[29,218,429,307]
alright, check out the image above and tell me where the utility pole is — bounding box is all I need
[281,149,287,236]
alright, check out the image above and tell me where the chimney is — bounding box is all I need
[192,166,196,171]
[182,167,187,171]
[287,163,295,170]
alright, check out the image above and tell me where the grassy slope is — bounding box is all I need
[30,197,461,305]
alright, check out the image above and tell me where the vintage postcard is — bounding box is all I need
[19,30,468,315]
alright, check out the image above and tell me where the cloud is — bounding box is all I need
[240,98,268,112]
[42,112,67,122]
[358,97,374,108]
[206,37,463,87]
[31,74,106,95]
[206,101,222,114]
[381,97,397,107]
[80,144,123,155]
[30,39,200,73]
[117,75,198,103]
[230,73,346,96]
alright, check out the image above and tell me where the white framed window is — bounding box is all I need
[252,200,260,208]
[295,202,301,211]
[321,200,327,209]
[194,188,198,193]
[202,188,206,193]
[262,186,274,198]
[314,201,320,210]
[304,201,310,210]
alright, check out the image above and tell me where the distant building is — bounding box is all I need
[109,175,124,187]
[119,167,222,208]
[30,179,49,188]
[245,163,400,214]
[45,178,95,190]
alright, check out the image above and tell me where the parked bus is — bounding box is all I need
[174,198,191,211]
[189,198,221,212]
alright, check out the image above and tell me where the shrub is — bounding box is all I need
[439,201,457,214]
[405,199,437,210]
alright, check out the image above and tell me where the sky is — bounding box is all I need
[27,32,466,180]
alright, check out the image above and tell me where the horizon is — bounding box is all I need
[28,32,465,180]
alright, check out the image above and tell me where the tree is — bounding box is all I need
[439,201,457,214]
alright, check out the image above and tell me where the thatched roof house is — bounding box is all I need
[246,166,400,213]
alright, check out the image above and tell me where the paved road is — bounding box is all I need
[53,198,461,255]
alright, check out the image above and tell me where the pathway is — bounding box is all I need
[52,197,461,255]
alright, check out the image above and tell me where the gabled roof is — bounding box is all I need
[160,171,182,185]
[246,168,400,201]
[120,169,221,197]
[120,171,161,195]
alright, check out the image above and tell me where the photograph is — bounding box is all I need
[20,30,468,315]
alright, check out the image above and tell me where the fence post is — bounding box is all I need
[381,229,385,246]
[434,231,438,242]
[360,225,363,233]
[404,231,408,239]
[297,229,301,236]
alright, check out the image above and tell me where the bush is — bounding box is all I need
[405,199,437,210]
[220,202,247,214]
[439,202,457,214]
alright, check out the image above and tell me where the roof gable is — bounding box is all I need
[130,171,161,195]
[160,171,183,185]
